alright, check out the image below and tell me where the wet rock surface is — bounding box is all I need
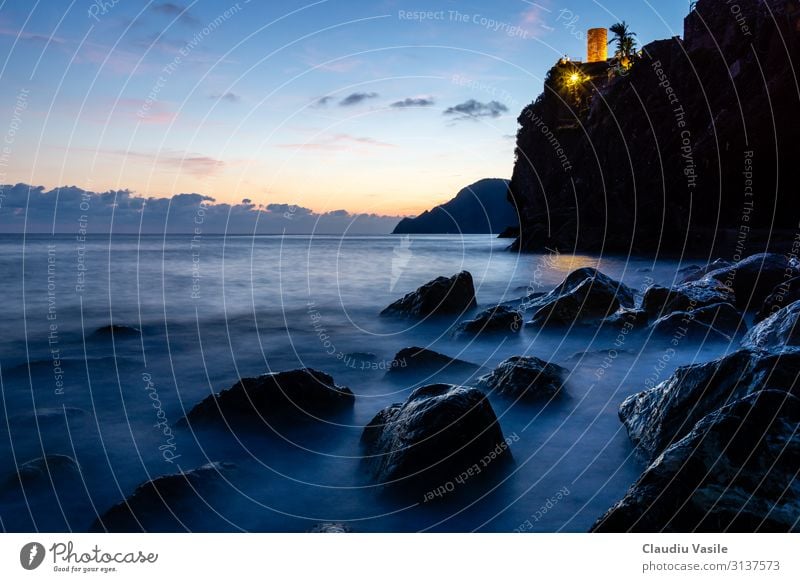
[179,369,354,428]
[475,356,567,401]
[361,384,510,494]
[454,305,523,337]
[380,271,477,318]
[593,390,800,532]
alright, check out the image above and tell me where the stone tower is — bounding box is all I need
[587,28,608,62]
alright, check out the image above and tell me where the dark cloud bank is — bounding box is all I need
[0,184,402,235]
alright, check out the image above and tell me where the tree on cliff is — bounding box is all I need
[609,21,637,67]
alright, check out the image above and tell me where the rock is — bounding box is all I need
[641,280,735,320]
[755,277,800,322]
[475,356,567,401]
[2,455,81,491]
[705,253,794,310]
[742,300,800,353]
[361,384,510,493]
[650,312,728,342]
[308,522,351,533]
[453,305,522,337]
[593,390,800,532]
[179,369,354,427]
[384,347,480,380]
[679,259,732,283]
[91,462,235,532]
[649,302,746,342]
[92,324,141,338]
[380,271,476,318]
[528,268,635,326]
[619,349,800,463]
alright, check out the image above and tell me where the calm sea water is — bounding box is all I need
[0,234,735,532]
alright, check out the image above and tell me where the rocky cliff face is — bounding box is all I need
[509,0,800,254]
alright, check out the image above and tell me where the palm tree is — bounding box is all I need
[609,21,637,67]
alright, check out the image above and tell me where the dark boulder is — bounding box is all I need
[91,462,235,532]
[619,349,800,463]
[742,300,800,353]
[179,369,354,427]
[380,271,476,318]
[705,253,795,310]
[453,305,522,337]
[384,347,481,381]
[593,390,800,532]
[475,356,567,401]
[755,277,800,323]
[528,268,635,326]
[649,302,746,342]
[641,280,735,320]
[361,384,510,493]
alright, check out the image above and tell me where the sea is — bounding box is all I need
[0,233,737,532]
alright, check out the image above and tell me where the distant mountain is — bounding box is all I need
[392,178,518,234]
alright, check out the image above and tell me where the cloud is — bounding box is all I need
[152,3,200,26]
[443,99,509,121]
[313,96,334,107]
[211,92,241,103]
[339,92,379,107]
[275,133,395,152]
[86,147,226,177]
[390,97,435,108]
[0,184,403,235]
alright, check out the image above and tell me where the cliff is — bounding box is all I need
[509,0,800,254]
[393,178,518,234]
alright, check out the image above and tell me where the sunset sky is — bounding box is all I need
[0,0,687,217]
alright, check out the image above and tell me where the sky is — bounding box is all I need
[0,0,689,228]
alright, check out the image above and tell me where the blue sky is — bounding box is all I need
[0,0,688,216]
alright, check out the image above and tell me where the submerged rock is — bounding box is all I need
[593,390,800,532]
[619,349,800,463]
[755,278,800,323]
[2,454,81,492]
[91,462,235,532]
[453,305,522,337]
[91,324,141,338]
[476,356,567,401]
[380,271,476,318]
[705,253,794,310]
[384,347,480,380]
[742,300,800,353]
[528,268,635,326]
[179,368,354,427]
[308,522,352,533]
[361,384,510,493]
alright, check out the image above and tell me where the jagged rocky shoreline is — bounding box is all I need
[74,251,799,532]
